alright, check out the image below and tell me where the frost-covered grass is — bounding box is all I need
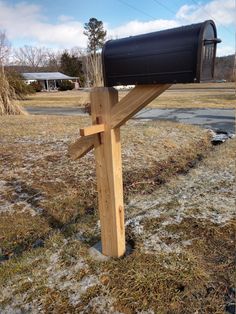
[0,115,235,313]
[0,115,211,257]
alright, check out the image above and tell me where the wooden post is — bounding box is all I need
[68,84,171,257]
[90,87,125,257]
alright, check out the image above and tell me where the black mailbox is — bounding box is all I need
[102,20,221,86]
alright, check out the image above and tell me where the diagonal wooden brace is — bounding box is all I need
[110,84,171,128]
[68,84,170,160]
[68,124,105,160]
[68,134,96,160]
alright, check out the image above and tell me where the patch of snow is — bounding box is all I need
[45,248,99,306]
[81,296,123,314]
[69,275,100,306]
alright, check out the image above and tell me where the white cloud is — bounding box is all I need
[0,1,87,48]
[58,15,74,22]
[217,45,235,56]
[107,19,180,39]
[0,1,179,47]
[176,0,236,26]
[0,0,234,57]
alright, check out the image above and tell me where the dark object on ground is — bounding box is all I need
[215,129,229,135]
[225,287,235,314]
[225,303,235,314]
[85,207,95,215]
[211,129,235,145]
[102,20,221,86]
[0,254,9,262]
[32,238,44,248]
[84,103,91,115]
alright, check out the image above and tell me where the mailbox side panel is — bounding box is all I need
[102,21,218,86]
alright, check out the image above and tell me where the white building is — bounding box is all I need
[21,72,79,91]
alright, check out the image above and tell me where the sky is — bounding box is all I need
[0,0,235,56]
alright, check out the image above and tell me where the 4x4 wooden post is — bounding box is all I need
[68,84,171,258]
[91,87,125,257]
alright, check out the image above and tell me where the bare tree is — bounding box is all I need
[13,45,49,70]
[46,50,62,71]
[0,30,11,66]
[85,53,103,87]
[69,46,84,58]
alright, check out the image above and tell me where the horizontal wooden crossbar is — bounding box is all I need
[80,124,105,136]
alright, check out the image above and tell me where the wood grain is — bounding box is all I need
[91,87,125,257]
[80,124,105,137]
[68,135,95,160]
[111,84,171,128]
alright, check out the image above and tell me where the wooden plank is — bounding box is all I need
[111,84,171,128]
[80,124,105,137]
[91,87,125,257]
[68,134,96,160]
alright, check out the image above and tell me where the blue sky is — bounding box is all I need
[0,0,235,56]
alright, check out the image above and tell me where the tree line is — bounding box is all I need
[215,55,235,82]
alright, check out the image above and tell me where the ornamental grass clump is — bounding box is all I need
[0,67,26,115]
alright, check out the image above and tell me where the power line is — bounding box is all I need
[117,0,157,20]
[152,0,176,15]
[190,0,234,35]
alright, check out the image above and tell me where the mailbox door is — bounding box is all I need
[200,22,219,80]
[202,43,215,78]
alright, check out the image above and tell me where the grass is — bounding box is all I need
[20,90,90,107]
[19,82,235,109]
[147,90,235,108]
[0,114,235,313]
[0,115,211,257]
[122,82,235,109]
[104,217,235,313]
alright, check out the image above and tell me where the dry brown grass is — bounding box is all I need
[0,115,211,259]
[0,114,235,313]
[171,82,235,89]
[19,82,235,109]
[20,90,90,107]
[120,82,235,109]
[147,89,235,108]
[0,68,26,115]
[104,219,235,313]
